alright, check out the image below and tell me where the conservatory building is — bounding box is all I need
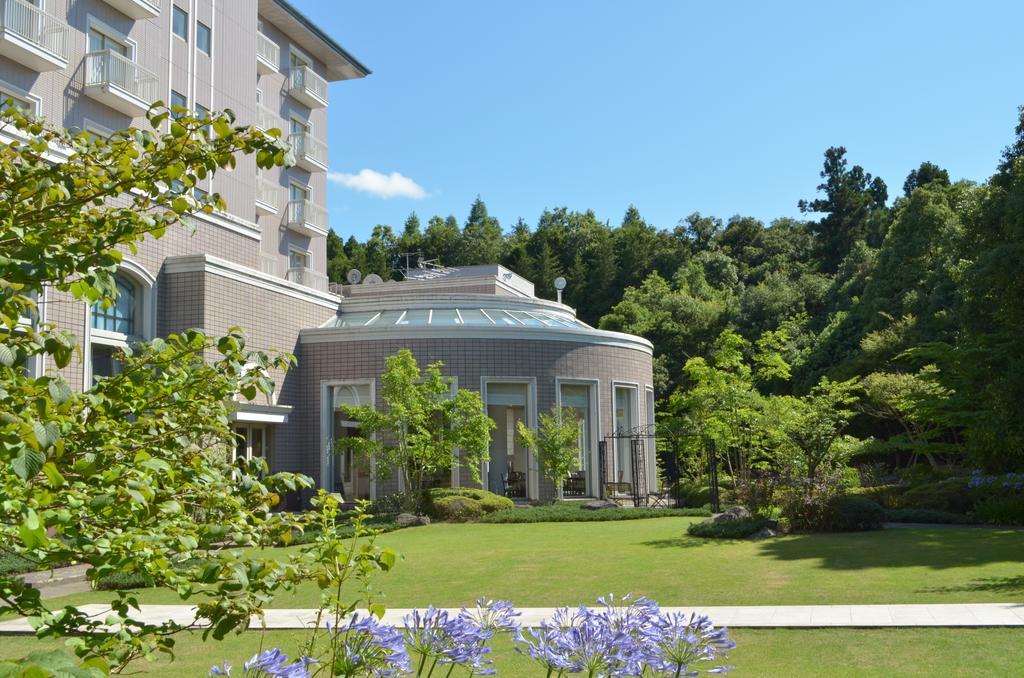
[289,265,656,504]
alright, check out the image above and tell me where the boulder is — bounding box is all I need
[396,513,431,528]
[581,499,620,510]
[707,505,753,523]
[749,526,777,539]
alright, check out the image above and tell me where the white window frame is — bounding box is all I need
[556,377,601,497]
[320,379,377,499]
[196,19,211,55]
[86,16,136,60]
[171,4,189,43]
[0,79,40,117]
[611,381,641,485]
[84,260,156,386]
[480,377,538,500]
[287,245,310,270]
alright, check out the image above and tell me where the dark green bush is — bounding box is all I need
[825,496,885,531]
[480,504,710,524]
[972,496,1024,526]
[883,509,975,525]
[0,551,42,576]
[276,516,399,546]
[897,477,971,513]
[431,495,483,522]
[676,480,712,508]
[687,517,769,539]
[846,484,907,509]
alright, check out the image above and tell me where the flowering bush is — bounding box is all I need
[209,595,733,677]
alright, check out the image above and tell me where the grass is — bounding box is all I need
[1,628,1022,676]
[45,518,1024,609]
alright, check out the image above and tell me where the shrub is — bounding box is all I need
[275,516,400,546]
[972,496,1024,526]
[480,505,710,524]
[898,477,971,513]
[431,496,483,522]
[687,518,769,539]
[883,509,975,524]
[677,480,712,508]
[0,552,44,576]
[427,488,514,514]
[825,496,885,531]
[846,484,907,509]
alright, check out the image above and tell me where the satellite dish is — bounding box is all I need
[553,276,567,291]
[364,273,384,285]
[346,269,362,285]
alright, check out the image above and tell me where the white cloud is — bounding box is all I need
[328,169,427,199]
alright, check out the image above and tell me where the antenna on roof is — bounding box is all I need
[346,269,362,285]
[393,252,447,280]
[554,276,567,304]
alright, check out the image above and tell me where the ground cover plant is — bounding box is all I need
[479,504,710,523]
[687,518,770,539]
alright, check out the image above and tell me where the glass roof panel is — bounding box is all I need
[373,310,405,326]
[486,310,521,326]
[333,311,379,327]
[397,309,430,325]
[431,309,461,325]
[507,310,547,327]
[459,309,493,325]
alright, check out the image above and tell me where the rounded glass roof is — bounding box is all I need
[320,307,592,330]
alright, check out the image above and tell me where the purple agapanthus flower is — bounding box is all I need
[208,661,231,676]
[642,611,735,676]
[404,606,496,675]
[331,614,411,677]
[242,648,317,678]
[460,597,521,635]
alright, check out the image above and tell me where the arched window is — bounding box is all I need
[91,276,137,335]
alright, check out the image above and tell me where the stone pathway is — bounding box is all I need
[1,603,1022,634]
[18,564,92,599]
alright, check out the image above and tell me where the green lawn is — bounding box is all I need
[49,518,1024,609]
[2,628,1023,676]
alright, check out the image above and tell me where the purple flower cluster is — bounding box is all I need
[206,649,318,677]
[210,596,734,676]
[968,470,1024,491]
[515,594,734,677]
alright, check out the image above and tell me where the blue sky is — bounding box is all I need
[296,0,1024,241]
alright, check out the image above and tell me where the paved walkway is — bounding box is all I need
[2,603,1023,633]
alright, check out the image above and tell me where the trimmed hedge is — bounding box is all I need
[687,517,769,539]
[826,495,885,531]
[425,488,514,517]
[431,496,484,522]
[883,509,975,525]
[0,551,42,576]
[480,504,710,524]
[897,478,971,513]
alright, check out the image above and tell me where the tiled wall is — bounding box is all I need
[293,337,655,500]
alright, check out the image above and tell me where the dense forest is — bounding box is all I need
[327,108,1024,474]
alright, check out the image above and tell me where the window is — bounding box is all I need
[234,424,268,463]
[88,27,128,56]
[196,21,211,54]
[289,183,309,203]
[613,385,638,484]
[330,383,373,498]
[170,90,187,118]
[289,249,310,270]
[560,383,595,497]
[193,186,208,201]
[0,89,35,116]
[172,5,188,41]
[91,276,136,335]
[195,102,210,136]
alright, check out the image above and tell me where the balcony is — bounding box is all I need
[260,253,278,276]
[255,178,280,216]
[288,131,328,172]
[100,0,159,20]
[287,266,328,292]
[256,30,278,75]
[84,49,159,117]
[255,104,283,135]
[0,0,69,71]
[286,199,327,238]
[287,65,328,109]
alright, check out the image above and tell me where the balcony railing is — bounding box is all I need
[287,266,328,292]
[84,49,159,116]
[287,65,328,108]
[287,199,328,237]
[256,31,278,74]
[288,131,328,172]
[100,0,159,20]
[255,104,283,134]
[260,253,278,276]
[0,0,69,71]
[255,178,280,215]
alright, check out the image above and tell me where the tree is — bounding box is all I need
[423,215,461,266]
[860,368,956,466]
[458,197,503,265]
[799,146,889,272]
[398,211,423,254]
[336,350,494,510]
[903,161,951,197]
[0,105,318,671]
[516,406,583,501]
[778,377,860,481]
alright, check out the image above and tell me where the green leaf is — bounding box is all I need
[42,462,65,488]
[13,447,45,480]
[19,508,46,548]
[0,343,15,367]
[47,378,73,404]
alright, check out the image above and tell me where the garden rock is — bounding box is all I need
[396,513,431,528]
[581,499,620,510]
[749,526,777,539]
[708,505,752,522]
